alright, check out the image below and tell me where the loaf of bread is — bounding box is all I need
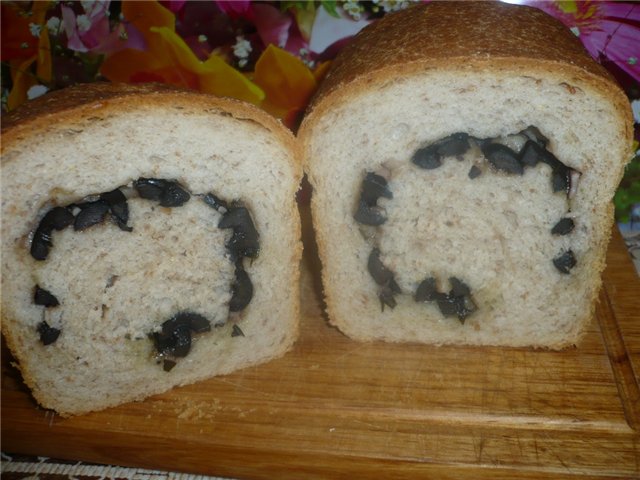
[299,1,633,348]
[1,83,302,416]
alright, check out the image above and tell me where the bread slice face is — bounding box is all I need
[299,2,633,349]
[1,83,303,416]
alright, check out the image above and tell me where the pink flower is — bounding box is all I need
[520,1,640,89]
[61,1,146,55]
[215,1,251,19]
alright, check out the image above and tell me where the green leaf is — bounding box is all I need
[321,1,341,18]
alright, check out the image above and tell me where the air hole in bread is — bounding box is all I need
[29,178,258,364]
[355,126,580,324]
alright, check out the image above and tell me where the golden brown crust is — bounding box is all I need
[2,82,302,174]
[300,1,632,143]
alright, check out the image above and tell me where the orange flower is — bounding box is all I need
[3,2,52,111]
[253,45,327,128]
[100,1,264,105]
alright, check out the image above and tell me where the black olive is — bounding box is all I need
[203,193,228,212]
[434,132,471,157]
[30,207,74,260]
[30,228,52,261]
[219,206,260,259]
[412,146,442,169]
[551,217,575,235]
[481,143,524,175]
[360,172,392,204]
[229,262,253,312]
[379,284,398,311]
[34,285,59,307]
[551,169,571,194]
[159,182,190,207]
[367,248,394,286]
[518,140,544,167]
[412,133,470,169]
[449,277,471,297]
[231,324,245,337]
[553,250,577,274]
[468,165,482,179]
[153,323,191,358]
[163,359,177,372]
[41,207,75,231]
[74,200,110,231]
[415,277,438,302]
[435,292,458,318]
[134,178,165,201]
[186,313,212,333]
[354,201,387,226]
[37,321,61,345]
[519,126,549,147]
[100,188,131,231]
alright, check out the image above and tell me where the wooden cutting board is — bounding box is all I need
[2,207,639,479]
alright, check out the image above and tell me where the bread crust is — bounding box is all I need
[1,83,303,416]
[300,1,632,143]
[2,82,302,172]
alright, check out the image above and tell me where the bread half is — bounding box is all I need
[1,83,302,416]
[299,2,633,348]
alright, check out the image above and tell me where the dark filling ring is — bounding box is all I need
[30,178,256,370]
[354,126,579,323]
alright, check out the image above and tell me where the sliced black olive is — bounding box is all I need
[134,178,165,201]
[354,201,387,226]
[74,200,110,231]
[168,311,211,334]
[186,313,212,333]
[37,321,61,345]
[153,323,191,358]
[519,126,549,147]
[367,248,395,286]
[518,140,544,167]
[412,146,441,169]
[449,277,471,297]
[553,250,577,274]
[159,182,190,207]
[551,217,575,235]
[231,324,245,337]
[435,292,458,318]
[414,277,438,302]
[360,172,392,204]
[229,263,253,312]
[203,193,228,212]
[468,165,482,179]
[30,228,52,261]
[481,143,524,175]
[551,169,571,194]
[100,188,131,231]
[163,359,177,372]
[42,207,75,231]
[412,133,470,169]
[30,207,74,260]
[34,285,59,307]
[219,206,260,259]
[379,284,398,311]
[434,132,471,157]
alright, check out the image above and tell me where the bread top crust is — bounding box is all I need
[2,82,302,174]
[300,1,632,146]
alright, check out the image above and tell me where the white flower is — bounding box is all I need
[372,0,418,13]
[46,16,61,35]
[632,99,640,124]
[29,23,42,38]
[570,26,580,37]
[76,14,92,33]
[343,1,363,20]
[27,85,49,100]
[232,36,252,60]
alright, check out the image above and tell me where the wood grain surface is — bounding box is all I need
[2,206,639,479]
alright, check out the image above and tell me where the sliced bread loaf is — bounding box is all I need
[299,2,634,348]
[1,83,302,416]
